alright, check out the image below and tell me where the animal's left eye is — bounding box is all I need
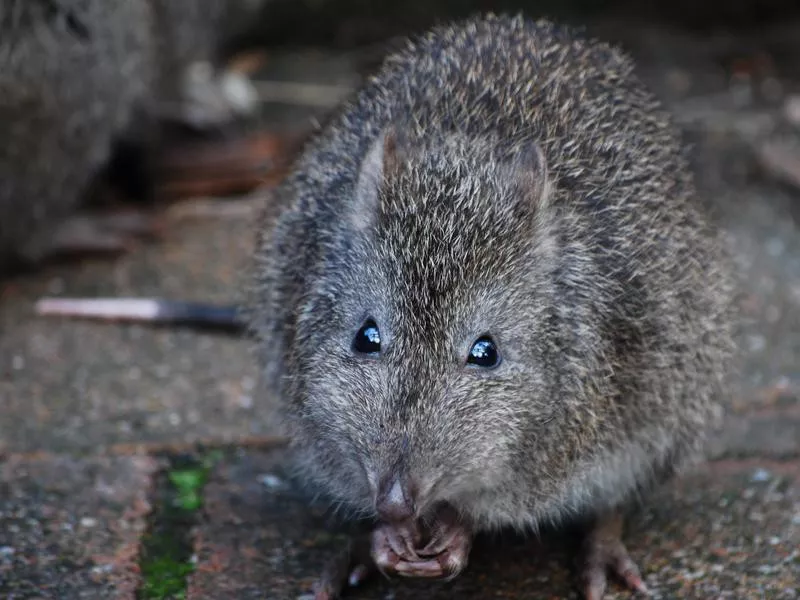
[352,318,381,355]
[467,336,501,368]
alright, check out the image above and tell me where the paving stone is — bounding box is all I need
[187,449,800,600]
[0,454,161,599]
[708,386,800,459]
[709,409,800,459]
[0,211,273,455]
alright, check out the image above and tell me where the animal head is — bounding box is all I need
[286,127,574,522]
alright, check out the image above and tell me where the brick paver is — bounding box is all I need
[0,454,161,599]
[0,210,272,456]
[186,449,800,600]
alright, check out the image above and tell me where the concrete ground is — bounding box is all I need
[1,17,800,600]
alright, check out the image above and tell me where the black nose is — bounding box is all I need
[375,474,416,522]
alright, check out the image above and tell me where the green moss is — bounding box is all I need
[169,469,206,512]
[139,551,192,599]
[169,450,223,512]
[138,451,223,600]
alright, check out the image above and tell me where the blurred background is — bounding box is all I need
[1,2,799,598]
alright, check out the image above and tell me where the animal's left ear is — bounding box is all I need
[504,141,550,210]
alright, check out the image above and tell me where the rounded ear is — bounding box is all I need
[505,140,550,210]
[351,127,406,231]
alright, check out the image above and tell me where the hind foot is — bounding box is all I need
[580,513,650,600]
[312,535,374,600]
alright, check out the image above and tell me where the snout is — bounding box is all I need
[375,473,419,522]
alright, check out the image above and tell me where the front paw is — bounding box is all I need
[370,519,422,575]
[373,503,472,580]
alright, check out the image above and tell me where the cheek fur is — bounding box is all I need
[303,353,390,452]
[414,378,527,484]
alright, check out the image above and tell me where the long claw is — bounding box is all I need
[612,553,648,594]
[419,529,459,557]
[374,522,420,566]
[419,503,468,556]
[394,558,446,578]
[399,521,422,557]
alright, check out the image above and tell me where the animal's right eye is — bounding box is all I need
[467,335,501,369]
[352,318,381,355]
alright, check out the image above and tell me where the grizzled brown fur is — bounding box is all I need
[0,0,263,271]
[250,13,736,538]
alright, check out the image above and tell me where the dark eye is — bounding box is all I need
[467,336,500,368]
[352,318,381,355]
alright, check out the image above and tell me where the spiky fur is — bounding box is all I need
[249,14,738,533]
[0,0,265,271]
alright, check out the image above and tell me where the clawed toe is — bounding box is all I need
[372,521,421,577]
[580,514,650,600]
[391,544,469,580]
[394,504,472,579]
[312,504,473,598]
[582,544,649,599]
[312,536,373,600]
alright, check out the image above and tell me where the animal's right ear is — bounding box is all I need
[351,127,404,231]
